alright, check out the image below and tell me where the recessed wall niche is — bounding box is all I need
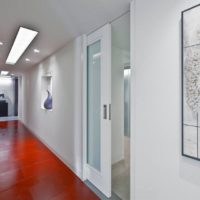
[182,4,200,160]
[41,74,53,111]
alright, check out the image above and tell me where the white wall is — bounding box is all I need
[132,0,200,199]
[23,37,83,177]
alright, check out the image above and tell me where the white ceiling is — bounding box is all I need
[0,0,131,71]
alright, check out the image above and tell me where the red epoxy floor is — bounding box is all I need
[0,121,99,200]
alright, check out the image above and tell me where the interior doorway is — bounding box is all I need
[83,11,131,200]
[0,74,19,120]
[111,12,131,200]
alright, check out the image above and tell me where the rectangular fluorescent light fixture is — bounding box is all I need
[6,27,38,65]
[1,71,9,75]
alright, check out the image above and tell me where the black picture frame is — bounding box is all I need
[182,4,200,161]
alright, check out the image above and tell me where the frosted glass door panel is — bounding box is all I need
[87,40,101,171]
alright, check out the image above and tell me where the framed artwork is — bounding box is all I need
[182,4,200,160]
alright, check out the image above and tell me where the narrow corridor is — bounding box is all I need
[0,121,99,200]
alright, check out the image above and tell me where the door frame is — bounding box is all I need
[82,24,112,198]
[130,1,135,200]
[82,33,87,181]
[0,76,20,121]
[82,2,135,198]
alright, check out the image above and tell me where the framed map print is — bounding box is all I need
[182,4,200,160]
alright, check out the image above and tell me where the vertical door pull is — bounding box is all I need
[103,105,107,119]
[109,104,111,120]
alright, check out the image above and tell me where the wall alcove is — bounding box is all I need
[41,74,53,111]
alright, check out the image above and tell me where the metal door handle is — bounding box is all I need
[103,105,107,119]
[109,104,111,120]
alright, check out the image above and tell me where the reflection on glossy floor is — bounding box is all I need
[0,121,99,200]
[112,136,130,200]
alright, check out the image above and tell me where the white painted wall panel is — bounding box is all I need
[131,0,200,199]
[23,37,83,177]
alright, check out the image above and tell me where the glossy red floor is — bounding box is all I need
[0,121,99,200]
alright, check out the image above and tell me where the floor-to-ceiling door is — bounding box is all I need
[84,24,112,198]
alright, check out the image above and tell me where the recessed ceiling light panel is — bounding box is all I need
[6,27,38,65]
[0,42,3,46]
[25,58,30,62]
[1,71,9,75]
